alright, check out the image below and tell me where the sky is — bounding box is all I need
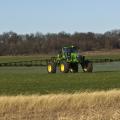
[0,0,120,34]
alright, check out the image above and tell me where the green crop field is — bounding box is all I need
[0,56,50,63]
[0,53,119,63]
[0,61,120,95]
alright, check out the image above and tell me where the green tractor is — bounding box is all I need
[47,46,93,73]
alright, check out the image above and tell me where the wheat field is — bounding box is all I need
[0,90,120,120]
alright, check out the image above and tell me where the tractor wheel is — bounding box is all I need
[60,62,69,73]
[70,63,78,73]
[83,60,93,72]
[47,62,56,73]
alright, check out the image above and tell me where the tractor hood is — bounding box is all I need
[71,53,78,62]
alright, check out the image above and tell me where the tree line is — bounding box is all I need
[0,30,120,55]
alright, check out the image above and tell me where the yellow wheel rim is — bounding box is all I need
[48,65,52,72]
[61,64,65,72]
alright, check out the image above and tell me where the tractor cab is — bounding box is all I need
[62,46,78,54]
[60,46,79,62]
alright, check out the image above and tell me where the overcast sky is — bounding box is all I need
[0,0,120,34]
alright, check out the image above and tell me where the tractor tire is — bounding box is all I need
[70,63,78,73]
[47,62,56,73]
[60,62,69,73]
[83,60,93,72]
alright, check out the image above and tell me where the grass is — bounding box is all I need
[0,61,120,95]
[0,54,119,95]
[86,54,120,60]
[0,54,120,119]
[0,90,120,120]
[0,50,120,63]
[0,56,50,63]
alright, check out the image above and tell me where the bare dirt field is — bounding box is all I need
[81,49,120,56]
[0,90,120,120]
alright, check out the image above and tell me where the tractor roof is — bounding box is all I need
[63,45,76,49]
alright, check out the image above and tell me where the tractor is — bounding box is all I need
[47,46,93,73]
